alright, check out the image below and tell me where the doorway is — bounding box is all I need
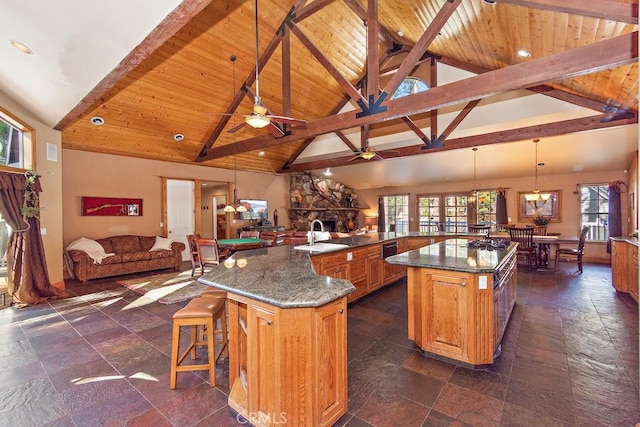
[165,179,194,262]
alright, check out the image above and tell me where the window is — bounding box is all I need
[391,76,428,99]
[418,190,498,232]
[0,108,34,171]
[579,184,609,241]
[382,195,409,232]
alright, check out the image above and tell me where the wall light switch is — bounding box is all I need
[159,222,164,227]
[347,252,353,261]
[40,227,46,235]
[478,275,488,290]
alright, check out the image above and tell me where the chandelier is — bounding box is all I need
[468,147,478,203]
[524,139,551,203]
[223,55,247,214]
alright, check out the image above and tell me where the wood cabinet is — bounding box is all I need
[407,250,517,366]
[366,246,383,292]
[228,294,347,427]
[611,239,638,302]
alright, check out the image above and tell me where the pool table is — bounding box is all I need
[217,238,265,252]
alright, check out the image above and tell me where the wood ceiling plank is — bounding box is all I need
[55,0,216,130]
[498,0,638,24]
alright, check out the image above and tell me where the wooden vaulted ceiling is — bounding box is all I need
[57,0,638,176]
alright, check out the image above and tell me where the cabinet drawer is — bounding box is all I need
[366,245,381,257]
[322,252,348,267]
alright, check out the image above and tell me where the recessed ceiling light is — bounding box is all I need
[10,40,32,55]
[538,162,545,167]
[173,133,184,141]
[323,168,332,176]
[257,151,265,157]
[397,30,404,37]
[483,0,496,4]
[574,164,584,172]
[90,116,105,126]
[517,49,531,57]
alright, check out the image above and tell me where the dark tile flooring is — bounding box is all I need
[0,263,638,426]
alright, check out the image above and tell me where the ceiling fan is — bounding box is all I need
[225,0,306,135]
[348,144,401,162]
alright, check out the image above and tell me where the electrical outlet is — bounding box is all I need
[478,275,488,290]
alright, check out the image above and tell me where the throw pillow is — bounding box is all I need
[149,236,173,251]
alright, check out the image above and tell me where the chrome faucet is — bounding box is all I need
[309,219,325,245]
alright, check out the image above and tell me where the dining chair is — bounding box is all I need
[533,224,548,236]
[239,230,260,239]
[188,236,221,276]
[508,227,537,271]
[554,226,589,273]
[468,224,491,237]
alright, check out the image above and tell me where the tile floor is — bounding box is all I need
[0,263,638,426]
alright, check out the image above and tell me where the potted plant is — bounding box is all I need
[533,215,550,226]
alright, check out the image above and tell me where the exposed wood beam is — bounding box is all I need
[336,131,359,153]
[292,0,334,22]
[366,0,380,99]
[498,0,638,25]
[429,56,438,143]
[284,113,638,171]
[289,24,366,105]
[343,0,397,49]
[439,99,481,141]
[199,31,638,162]
[361,125,370,150]
[381,0,463,100]
[55,0,215,130]
[436,54,618,112]
[282,25,292,118]
[401,117,429,144]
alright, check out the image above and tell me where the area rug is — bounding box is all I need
[116,270,210,304]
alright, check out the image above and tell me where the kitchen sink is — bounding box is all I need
[293,242,349,253]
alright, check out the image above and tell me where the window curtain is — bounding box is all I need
[496,189,508,226]
[0,171,63,306]
[607,182,623,253]
[377,197,385,232]
[467,200,478,227]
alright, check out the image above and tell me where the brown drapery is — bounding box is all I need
[0,171,63,306]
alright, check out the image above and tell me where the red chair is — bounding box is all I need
[187,234,221,276]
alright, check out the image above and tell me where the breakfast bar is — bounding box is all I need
[198,246,355,427]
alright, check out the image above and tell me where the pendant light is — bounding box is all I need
[524,139,551,203]
[468,147,478,204]
[244,0,271,129]
[223,55,247,214]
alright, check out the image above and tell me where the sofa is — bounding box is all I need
[66,235,185,282]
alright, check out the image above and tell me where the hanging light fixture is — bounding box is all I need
[244,0,271,129]
[468,147,478,203]
[524,139,551,202]
[223,55,248,214]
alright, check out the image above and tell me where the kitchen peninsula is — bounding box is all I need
[385,238,518,366]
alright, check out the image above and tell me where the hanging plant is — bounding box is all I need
[22,171,40,219]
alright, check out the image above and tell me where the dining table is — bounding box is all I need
[491,233,579,268]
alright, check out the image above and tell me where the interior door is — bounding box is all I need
[166,179,194,261]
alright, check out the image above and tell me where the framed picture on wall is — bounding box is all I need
[518,190,561,222]
[81,196,143,216]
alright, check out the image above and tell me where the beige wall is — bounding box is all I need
[62,149,290,245]
[357,167,636,263]
[0,90,64,286]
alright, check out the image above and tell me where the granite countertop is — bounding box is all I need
[323,231,482,248]
[610,236,639,247]
[385,238,518,273]
[197,245,355,309]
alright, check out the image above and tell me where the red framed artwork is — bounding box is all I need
[81,197,143,216]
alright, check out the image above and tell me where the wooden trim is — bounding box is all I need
[498,0,638,25]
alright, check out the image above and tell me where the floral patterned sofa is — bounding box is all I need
[66,235,185,282]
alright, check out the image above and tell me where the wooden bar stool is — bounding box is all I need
[170,295,228,389]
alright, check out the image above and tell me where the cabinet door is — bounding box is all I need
[630,246,638,302]
[424,273,468,357]
[247,305,276,424]
[366,256,383,290]
[611,240,628,293]
[315,299,347,426]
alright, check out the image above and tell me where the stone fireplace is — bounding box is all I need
[288,172,361,232]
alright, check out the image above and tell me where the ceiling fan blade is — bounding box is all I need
[268,115,307,126]
[227,121,247,133]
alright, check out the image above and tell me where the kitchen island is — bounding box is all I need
[198,246,355,427]
[385,238,518,367]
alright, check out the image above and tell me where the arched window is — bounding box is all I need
[391,76,428,99]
